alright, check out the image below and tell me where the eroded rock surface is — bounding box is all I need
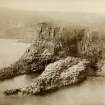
[4,57,89,95]
[0,40,56,80]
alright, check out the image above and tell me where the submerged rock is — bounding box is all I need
[4,89,21,96]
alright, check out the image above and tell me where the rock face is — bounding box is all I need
[4,57,89,95]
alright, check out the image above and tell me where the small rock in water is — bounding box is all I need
[4,89,20,96]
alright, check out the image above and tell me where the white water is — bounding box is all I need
[0,39,105,105]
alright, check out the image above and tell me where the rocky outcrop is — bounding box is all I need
[0,40,56,80]
[0,23,82,80]
[0,22,101,80]
[4,57,89,95]
[1,22,104,95]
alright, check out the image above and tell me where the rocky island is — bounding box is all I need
[0,22,105,95]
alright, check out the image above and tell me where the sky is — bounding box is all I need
[0,0,105,14]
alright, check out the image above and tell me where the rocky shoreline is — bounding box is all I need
[4,57,89,95]
[1,22,105,95]
[19,57,89,95]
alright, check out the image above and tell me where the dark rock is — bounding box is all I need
[4,89,21,96]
